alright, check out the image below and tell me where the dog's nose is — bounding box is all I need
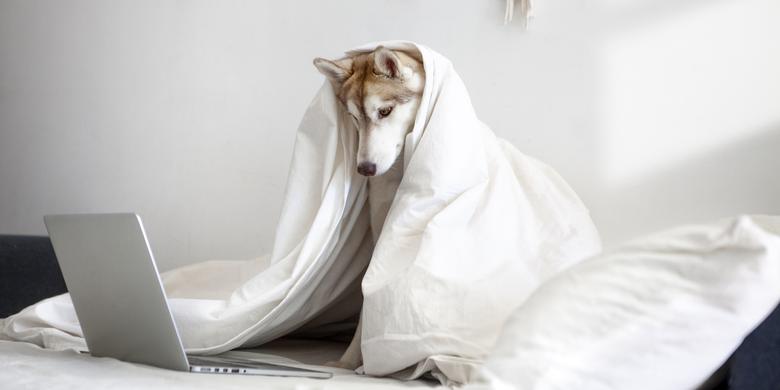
[357,162,377,176]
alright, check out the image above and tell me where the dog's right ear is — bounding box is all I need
[313,58,352,85]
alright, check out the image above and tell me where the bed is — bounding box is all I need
[0,235,444,389]
[1,234,779,390]
[0,338,442,390]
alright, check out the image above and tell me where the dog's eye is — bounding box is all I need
[378,106,393,118]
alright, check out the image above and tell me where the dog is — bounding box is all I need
[313,46,425,369]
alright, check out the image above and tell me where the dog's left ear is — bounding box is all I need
[373,46,402,79]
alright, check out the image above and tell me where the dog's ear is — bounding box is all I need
[313,57,352,85]
[373,46,402,79]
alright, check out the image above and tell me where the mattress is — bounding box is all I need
[0,338,444,389]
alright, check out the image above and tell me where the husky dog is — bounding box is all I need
[313,46,425,369]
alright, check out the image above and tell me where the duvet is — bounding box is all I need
[1,41,602,385]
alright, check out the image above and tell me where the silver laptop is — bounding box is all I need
[43,213,332,379]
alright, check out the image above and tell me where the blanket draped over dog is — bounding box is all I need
[0,42,601,384]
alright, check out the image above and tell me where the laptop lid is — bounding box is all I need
[44,213,190,371]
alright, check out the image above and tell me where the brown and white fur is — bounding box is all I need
[313,46,425,369]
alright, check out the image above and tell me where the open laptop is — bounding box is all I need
[43,213,332,379]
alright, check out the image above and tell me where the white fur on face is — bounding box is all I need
[357,94,419,175]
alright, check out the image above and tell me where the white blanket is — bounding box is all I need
[0,41,601,384]
[466,215,780,390]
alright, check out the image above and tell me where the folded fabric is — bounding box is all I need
[469,215,780,390]
[0,41,602,384]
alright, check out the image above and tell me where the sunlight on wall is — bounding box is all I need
[598,0,780,187]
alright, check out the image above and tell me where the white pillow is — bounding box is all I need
[468,215,780,390]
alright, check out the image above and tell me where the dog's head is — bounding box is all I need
[314,46,424,177]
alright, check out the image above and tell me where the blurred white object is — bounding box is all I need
[505,0,533,26]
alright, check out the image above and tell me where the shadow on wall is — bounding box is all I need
[594,124,780,248]
[561,0,780,246]
[480,0,780,247]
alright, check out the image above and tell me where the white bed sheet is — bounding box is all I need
[0,339,444,390]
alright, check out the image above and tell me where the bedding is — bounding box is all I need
[0,338,444,390]
[466,215,780,390]
[4,216,780,389]
[0,41,601,385]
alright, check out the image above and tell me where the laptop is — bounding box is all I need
[43,213,332,379]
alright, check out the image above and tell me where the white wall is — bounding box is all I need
[1,0,778,270]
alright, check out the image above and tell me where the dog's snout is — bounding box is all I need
[357,162,377,176]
